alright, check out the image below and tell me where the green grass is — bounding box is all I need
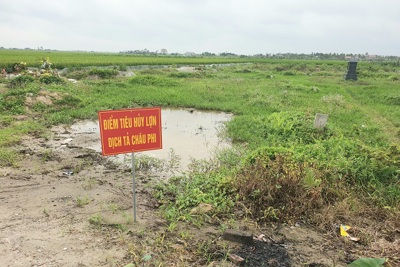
[1,54,399,224]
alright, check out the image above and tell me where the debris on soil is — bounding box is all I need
[233,240,291,267]
[222,229,253,245]
[228,253,245,265]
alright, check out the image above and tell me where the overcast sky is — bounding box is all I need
[1,0,399,56]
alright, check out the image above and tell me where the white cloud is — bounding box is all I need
[1,0,399,55]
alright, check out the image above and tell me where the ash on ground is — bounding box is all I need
[234,240,291,267]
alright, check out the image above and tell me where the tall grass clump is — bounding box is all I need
[235,141,399,221]
[234,154,331,222]
[0,148,19,166]
[153,148,244,224]
[154,170,236,224]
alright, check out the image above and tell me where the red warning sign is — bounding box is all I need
[98,107,162,156]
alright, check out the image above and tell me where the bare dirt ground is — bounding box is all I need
[1,123,399,267]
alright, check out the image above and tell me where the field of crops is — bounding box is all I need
[0,49,281,69]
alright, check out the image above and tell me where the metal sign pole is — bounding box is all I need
[98,107,162,224]
[132,152,137,223]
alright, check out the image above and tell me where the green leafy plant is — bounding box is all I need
[88,213,103,227]
[8,75,34,88]
[76,195,91,207]
[348,258,386,267]
[39,73,64,84]
[0,148,19,166]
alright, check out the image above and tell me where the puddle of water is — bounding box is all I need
[68,108,232,170]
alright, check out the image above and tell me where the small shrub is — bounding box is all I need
[13,62,27,72]
[89,68,118,79]
[53,95,83,108]
[8,75,34,88]
[234,154,329,222]
[154,170,235,223]
[0,148,19,166]
[0,95,25,114]
[89,214,103,227]
[39,73,64,84]
[118,64,128,71]
[76,195,91,207]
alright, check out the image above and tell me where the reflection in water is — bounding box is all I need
[69,108,232,170]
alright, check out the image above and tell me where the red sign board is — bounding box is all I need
[98,107,162,156]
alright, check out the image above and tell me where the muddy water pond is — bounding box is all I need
[66,108,232,171]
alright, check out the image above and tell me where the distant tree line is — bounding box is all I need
[1,47,398,62]
[118,48,399,62]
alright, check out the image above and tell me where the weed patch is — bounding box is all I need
[8,75,34,88]
[88,68,118,79]
[154,171,235,224]
[385,95,400,105]
[227,111,333,147]
[0,148,19,166]
[235,154,331,223]
[129,75,179,86]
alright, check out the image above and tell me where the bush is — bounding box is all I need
[118,64,128,71]
[39,73,64,84]
[154,171,235,223]
[234,154,329,222]
[8,75,34,88]
[88,68,118,79]
[0,95,25,114]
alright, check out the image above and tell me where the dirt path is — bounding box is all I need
[0,127,164,266]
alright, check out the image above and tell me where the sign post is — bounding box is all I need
[98,107,162,222]
[132,153,136,222]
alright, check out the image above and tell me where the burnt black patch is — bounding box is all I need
[234,240,291,267]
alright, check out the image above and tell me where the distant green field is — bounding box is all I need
[0,49,343,69]
[0,50,244,69]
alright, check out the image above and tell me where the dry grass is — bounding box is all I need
[234,155,338,223]
[233,154,400,265]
